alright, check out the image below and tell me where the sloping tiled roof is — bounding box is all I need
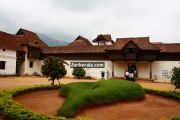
[16,28,48,49]
[42,45,111,54]
[1,29,180,54]
[92,34,114,43]
[0,31,25,51]
[154,43,180,53]
[42,36,110,54]
[67,35,92,47]
[43,36,180,54]
[107,37,160,51]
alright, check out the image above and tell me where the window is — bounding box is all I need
[29,61,33,68]
[0,61,6,69]
[129,48,133,53]
[98,41,105,45]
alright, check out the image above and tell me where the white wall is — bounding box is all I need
[137,61,151,79]
[92,41,112,45]
[152,61,180,82]
[20,53,42,75]
[0,49,16,75]
[114,61,151,79]
[65,60,112,79]
[114,61,126,77]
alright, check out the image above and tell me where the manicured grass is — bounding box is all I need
[58,80,145,118]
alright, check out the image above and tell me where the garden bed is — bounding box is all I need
[76,94,180,120]
[0,85,68,120]
[14,89,65,116]
[12,88,180,120]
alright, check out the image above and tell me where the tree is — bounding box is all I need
[72,67,86,79]
[171,66,180,89]
[41,56,68,85]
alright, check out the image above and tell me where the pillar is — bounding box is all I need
[112,60,114,77]
[150,61,152,79]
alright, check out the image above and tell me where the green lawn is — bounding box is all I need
[58,80,145,118]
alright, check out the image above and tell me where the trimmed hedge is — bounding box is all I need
[144,88,180,100]
[144,88,180,120]
[0,85,69,120]
[58,80,145,118]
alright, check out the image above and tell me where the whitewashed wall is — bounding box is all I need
[92,41,113,45]
[114,61,151,79]
[152,61,180,82]
[65,60,112,79]
[114,61,126,77]
[137,61,151,79]
[20,53,42,75]
[0,49,16,75]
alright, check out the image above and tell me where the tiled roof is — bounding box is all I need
[92,34,114,43]
[0,28,48,52]
[67,35,93,47]
[43,36,180,54]
[107,37,160,51]
[154,43,180,53]
[0,31,25,51]
[16,28,48,49]
[42,45,111,54]
[1,29,180,54]
[42,35,110,54]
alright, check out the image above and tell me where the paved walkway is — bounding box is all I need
[0,76,97,91]
[0,76,177,91]
[138,81,177,91]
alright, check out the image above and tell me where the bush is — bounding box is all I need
[72,67,86,79]
[171,66,180,89]
[58,80,145,118]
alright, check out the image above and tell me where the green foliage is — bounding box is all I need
[0,85,69,120]
[144,88,180,100]
[58,80,145,118]
[172,115,180,120]
[41,56,68,85]
[75,117,92,120]
[171,66,180,89]
[72,67,86,79]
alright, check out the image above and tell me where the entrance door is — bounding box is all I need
[128,63,136,73]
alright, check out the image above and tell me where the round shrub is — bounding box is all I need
[72,67,86,79]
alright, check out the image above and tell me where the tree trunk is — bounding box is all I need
[52,80,55,85]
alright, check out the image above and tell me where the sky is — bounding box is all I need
[0,0,180,43]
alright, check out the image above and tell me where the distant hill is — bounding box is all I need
[38,33,69,46]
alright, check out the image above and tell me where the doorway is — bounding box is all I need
[128,63,136,73]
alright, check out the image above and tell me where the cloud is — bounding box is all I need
[0,0,180,43]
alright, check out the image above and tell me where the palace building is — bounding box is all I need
[0,29,180,82]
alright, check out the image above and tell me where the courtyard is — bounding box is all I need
[0,76,179,120]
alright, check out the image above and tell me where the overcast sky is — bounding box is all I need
[0,0,180,43]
